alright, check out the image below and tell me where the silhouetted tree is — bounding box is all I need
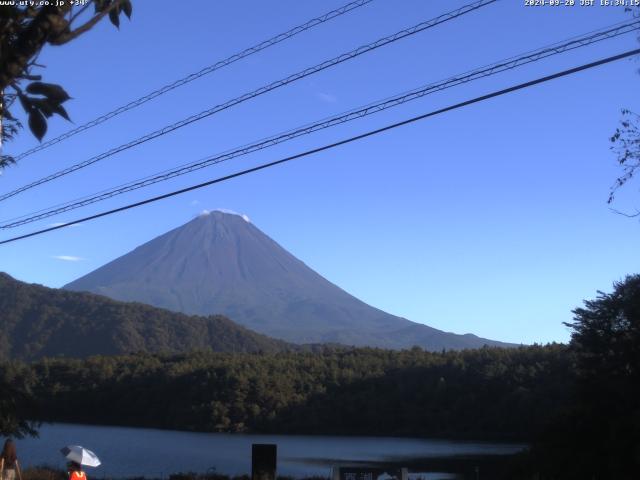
[568,275,639,478]
[609,7,640,209]
[610,110,640,210]
[542,275,640,479]
[0,0,132,168]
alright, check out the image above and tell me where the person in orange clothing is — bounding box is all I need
[67,462,86,480]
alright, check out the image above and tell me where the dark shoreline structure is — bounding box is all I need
[21,457,525,480]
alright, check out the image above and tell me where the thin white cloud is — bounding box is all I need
[190,200,200,206]
[47,222,81,228]
[52,255,85,262]
[316,92,337,103]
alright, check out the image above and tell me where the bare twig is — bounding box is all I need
[609,206,640,218]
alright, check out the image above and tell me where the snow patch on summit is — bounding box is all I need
[199,208,250,222]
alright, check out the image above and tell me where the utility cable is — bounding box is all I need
[1,19,638,228]
[10,0,376,162]
[1,47,637,245]
[0,0,497,202]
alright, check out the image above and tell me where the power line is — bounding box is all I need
[0,0,497,203]
[2,47,637,246]
[2,19,639,228]
[10,0,376,162]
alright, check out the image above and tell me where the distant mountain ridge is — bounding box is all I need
[0,272,289,360]
[65,210,514,350]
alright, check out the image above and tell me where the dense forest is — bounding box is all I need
[1,275,638,479]
[0,273,291,359]
[9,344,569,439]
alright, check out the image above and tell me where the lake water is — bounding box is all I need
[14,423,523,479]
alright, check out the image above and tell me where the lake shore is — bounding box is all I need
[15,423,527,480]
[22,452,530,480]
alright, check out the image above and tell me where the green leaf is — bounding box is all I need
[32,99,54,118]
[94,0,109,13]
[28,109,47,141]
[122,0,132,19]
[52,104,71,122]
[25,82,71,103]
[109,8,120,28]
[0,6,20,19]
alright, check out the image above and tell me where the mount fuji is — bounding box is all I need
[65,210,513,350]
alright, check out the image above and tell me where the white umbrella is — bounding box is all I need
[60,445,101,467]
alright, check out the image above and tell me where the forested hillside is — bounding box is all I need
[4,275,636,479]
[0,273,290,360]
[14,345,570,440]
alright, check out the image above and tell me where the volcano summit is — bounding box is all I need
[65,210,512,350]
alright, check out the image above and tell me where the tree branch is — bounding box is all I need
[49,0,124,45]
[0,5,73,91]
[609,207,640,218]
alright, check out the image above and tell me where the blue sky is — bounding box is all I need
[1,0,639,344]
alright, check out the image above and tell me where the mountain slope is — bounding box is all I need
[0,272,290,360]
[65,211,513,350]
